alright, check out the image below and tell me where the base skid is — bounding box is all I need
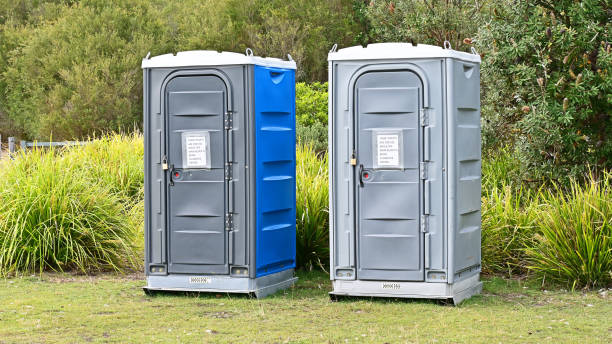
[330,274,482,305]
[144,269,297,299]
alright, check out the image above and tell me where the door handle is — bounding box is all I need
[168,164,175,186]
[359,164,364,187]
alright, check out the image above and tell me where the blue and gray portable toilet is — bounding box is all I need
[328,42,482,304]
[142,50,297,297]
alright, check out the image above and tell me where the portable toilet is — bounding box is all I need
[327,42,482,304]
[141,49,297,298]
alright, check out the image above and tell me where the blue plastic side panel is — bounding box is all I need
[254,65,296,277]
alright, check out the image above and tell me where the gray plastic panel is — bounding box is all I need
[355,71,423,281]
[447,59,481,277]
[165,76,228,274]
[144,66,249,276]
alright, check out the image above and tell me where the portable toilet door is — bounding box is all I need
[328,42,483,304]
[142,50,297,298]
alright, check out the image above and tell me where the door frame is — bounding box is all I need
[347,64,430,281]
[160,69,234,274]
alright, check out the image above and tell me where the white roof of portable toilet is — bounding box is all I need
[142,50,297,69]
[328,43,481,63]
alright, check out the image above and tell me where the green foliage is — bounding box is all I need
[481,185,538,276]
[63,132,144,201]
[296,82,328,152]
[527,172,612,289]
[482,150,612,288]
[477,0,611,182]
[0,136,143,275]
[296,144,329,270]
[230,0,364,81]
[364,0,489,50]
[0,0,363,140]
[481,148,537,275]
[2,0,170,140]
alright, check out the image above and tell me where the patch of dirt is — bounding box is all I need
[204,311,235,319]
[93,311,116,315]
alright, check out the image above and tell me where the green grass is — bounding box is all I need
[527,172,612,289]
[0,271,610,343]
[296,144,329,270]
[0,133,143,275]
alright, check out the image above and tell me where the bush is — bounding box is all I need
[0,0,362,140]
[296,82,328,152]
[2,0,169,140]
[231,0,365,81]
[0,143,141,275]
[296,144,329,270]
[364,0,489,51]
[477,0,611,182]
[527,172,612,289]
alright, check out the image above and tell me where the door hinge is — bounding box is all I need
[420,108,429,127]
[421,215,429,233]
[225,162,233,180]
[162,155,168,170]
[420,162,428,180]
[225,213,234,231]
[224,111,233,130]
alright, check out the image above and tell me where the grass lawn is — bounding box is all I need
[0,270,610,343]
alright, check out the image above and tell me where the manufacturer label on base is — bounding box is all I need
[189,276,212,284]
[381,282,401,290]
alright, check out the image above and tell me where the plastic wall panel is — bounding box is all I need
[254,66,296,277]
[448,59,482,276]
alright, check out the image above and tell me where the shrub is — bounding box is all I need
[2,0,170,139]
[527,172,612,289]
[231,0,365,81]
[364,0,489,51]
[0,0,362,139]
[296,82,328,152]
[477,0,611,182]
[0,145,140,275]
[296,144,329,270]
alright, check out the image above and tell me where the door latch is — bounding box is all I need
[359,164,365,187]
[168,164,175,186]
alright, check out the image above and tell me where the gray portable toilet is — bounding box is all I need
[328,42,482,304]
[142,50,297,297]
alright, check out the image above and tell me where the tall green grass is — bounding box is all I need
[296,144,329,270]
[481,147,536,275]
[482,148,612,288]
[0,134,143,275]
[527,172,612,289]
[63,133,144,201]
[481,184,538,276]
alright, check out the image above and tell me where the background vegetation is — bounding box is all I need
[0,0,610,289]
[0,133,143,275]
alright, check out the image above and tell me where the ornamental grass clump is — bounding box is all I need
[296,143,329,270]
[527,172,612,289]
[0,140,141,275]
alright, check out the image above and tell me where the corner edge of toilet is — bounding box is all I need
[328,43,482,304]
[141,50,297,298]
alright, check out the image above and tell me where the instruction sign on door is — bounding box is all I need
[373,131,402,169]
[182,131,211,169]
